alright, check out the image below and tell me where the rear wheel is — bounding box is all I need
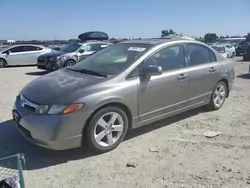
[208,81,227,110]
[0,58,6,68]
[85,106,129,153]
[231,52,235,58]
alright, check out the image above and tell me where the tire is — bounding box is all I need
[63,60,76,68]
[0,58,7,68]
[231,52,235,58]
[207,81,227,110]
[85,106,129,153]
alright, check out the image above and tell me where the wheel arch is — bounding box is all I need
[82,100,133,142]
[0,58,7,66]
[218,78,229,98]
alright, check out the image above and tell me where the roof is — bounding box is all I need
[121,36,190,45]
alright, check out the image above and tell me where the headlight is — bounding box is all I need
[35,103,84,115]
[48,56,60,61]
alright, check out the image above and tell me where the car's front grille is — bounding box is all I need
[16,94,39,115]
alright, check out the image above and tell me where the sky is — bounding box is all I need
[0,0,249,40]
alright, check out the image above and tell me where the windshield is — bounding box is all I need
[69,42,153,76]
[60,42,82,53]
[212,46,225,53]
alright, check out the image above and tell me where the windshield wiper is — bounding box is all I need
[66,67,107,77]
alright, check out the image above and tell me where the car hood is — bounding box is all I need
[21,69,107,104]
[38,51,67,59]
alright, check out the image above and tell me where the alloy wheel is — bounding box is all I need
[0,59,5,68]
[94,112,124,147]
[213,84,226,107]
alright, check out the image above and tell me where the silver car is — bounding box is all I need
[12,37,235,153]
[211,45,229,58]
[0,44,52,68]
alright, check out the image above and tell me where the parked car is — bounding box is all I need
[243,46,250,61]
[224,44,236,58]
[37,32,112,71]
[0,45,52,68]
[211,45,229,58]
[235,41,248,56]
[13,36,235,153]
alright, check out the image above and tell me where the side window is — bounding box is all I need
[187,44,210,66]
[226,45,232,49]
[24,46,40,52]
[83,45,92,52]
[209,50,217,62]
[9,46,26,53]
[144,45,185,72]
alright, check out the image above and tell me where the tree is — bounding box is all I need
[161,29,177,37]
[161,30,169,37]
[204,33,218,43]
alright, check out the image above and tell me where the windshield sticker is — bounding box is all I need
[127,47,146,52]
[101,45,109,47]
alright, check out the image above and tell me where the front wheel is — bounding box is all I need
[63,60,76,68]
[0,58,6,68]
[207,81,227,110]
[85,106,129,153]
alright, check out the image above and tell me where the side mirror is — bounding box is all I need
[5,50,10,55]
[78,49,85,54]
[143,65,163,76]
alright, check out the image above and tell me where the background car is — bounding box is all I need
[0,44,52,68]
[211,45,229,58]
[235,41,248,56]
[224,44,235,58]
[13,36,234,153]
[37,31,112,71]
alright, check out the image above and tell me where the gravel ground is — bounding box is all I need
[0,57,250,188]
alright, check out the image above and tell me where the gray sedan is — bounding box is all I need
[0,44,52,68]
[12,37,235,153]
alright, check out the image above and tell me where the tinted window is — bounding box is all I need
[187,44,210,66]
[144,45,185,71]
[226,45,232,49]
[9,46,26,53]
[24,46,41,51]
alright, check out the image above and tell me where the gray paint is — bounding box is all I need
[13,38,235,150]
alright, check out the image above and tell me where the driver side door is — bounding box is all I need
[138,44,190,122]
[2,46,26,65]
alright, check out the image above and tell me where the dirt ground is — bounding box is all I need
[0,57,250,188]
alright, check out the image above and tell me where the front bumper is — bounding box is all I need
[37,59,62,71]
[12,96,91,150]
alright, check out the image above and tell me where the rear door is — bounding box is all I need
[185,43,221,105]
[23,46,44,65]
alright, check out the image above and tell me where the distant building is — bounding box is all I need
[0,39,16,44]
[7,40,16,44]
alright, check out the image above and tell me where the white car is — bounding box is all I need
[211,45,229,58]
[224,44,236,58]
[0,44,52,68]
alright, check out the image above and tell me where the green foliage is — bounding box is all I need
[161,29,176,37]
[204,33,218,43]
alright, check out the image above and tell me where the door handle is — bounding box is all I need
[209,67,216,73]
[177,73,188,80]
